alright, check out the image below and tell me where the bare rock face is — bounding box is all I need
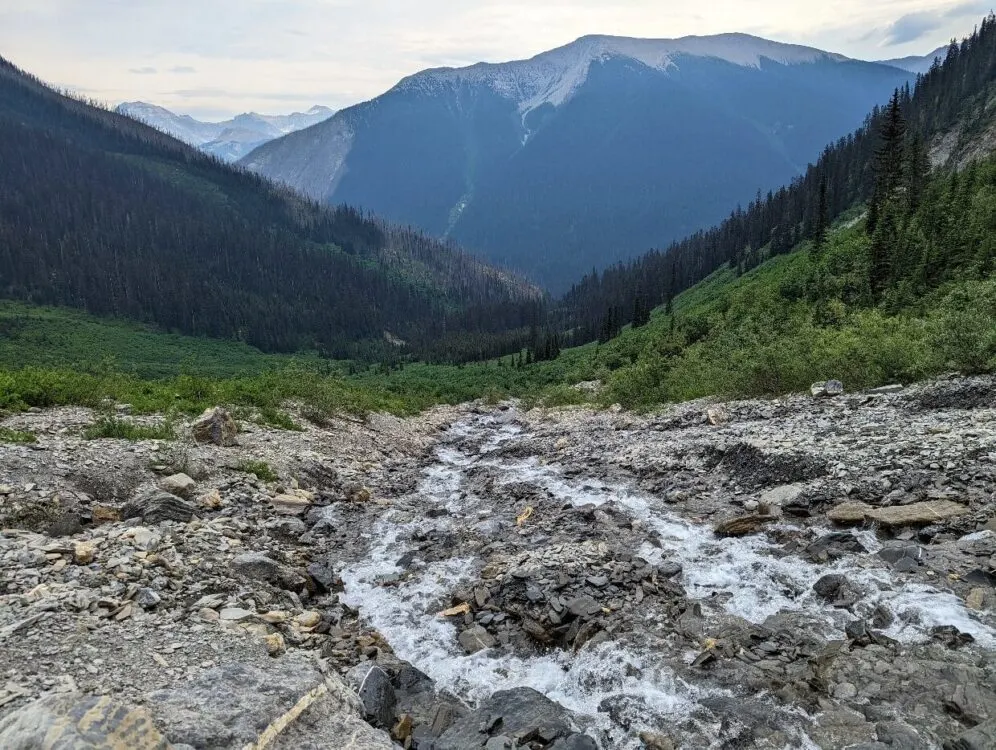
[147,655,394,749]
[0,692,172,749]
[191,407,238,446]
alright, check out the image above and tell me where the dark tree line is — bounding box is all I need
[552,14,996,346]
[0,55,544,364]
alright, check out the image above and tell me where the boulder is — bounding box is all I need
[435,688,576,750]
[121,491,195,524]
[714,514,773,537]
[458,625,498,654]
[0,693,171,749]
[812,380,845,398]
[191,407,238,446]
[160,473,196,499]
[348,664,397,729]
[231,552,310,591]
[147,655,393,749]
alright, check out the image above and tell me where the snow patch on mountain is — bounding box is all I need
[397,33,849,115]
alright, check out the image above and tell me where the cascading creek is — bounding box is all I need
[339,410,996,748]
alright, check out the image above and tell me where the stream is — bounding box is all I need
[340,411,996,748]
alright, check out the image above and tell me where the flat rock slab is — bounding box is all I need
[828,500,969,527]
[0,692,171,749]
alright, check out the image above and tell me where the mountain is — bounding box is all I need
[878,45,949,74]
[115,102,335,162]
[552,16,996,354]
[0,55,539,362]
[241,33,912,291]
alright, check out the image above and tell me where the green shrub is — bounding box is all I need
[83,417,175,441]
[0,427,37,444]
[237,460,278,482]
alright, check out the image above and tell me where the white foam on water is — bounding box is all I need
[340,414,995,747]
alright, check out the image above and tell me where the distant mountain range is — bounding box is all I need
[115,102,335,161]
[878,45,949,74]
[240,33,914,290]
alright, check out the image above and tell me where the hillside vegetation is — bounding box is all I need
[0,55,540,364]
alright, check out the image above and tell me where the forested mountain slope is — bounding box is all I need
[0,55,541,362]
[241,34,911,291]
[554,19,996,349]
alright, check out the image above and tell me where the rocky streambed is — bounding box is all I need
[1,376,996,749]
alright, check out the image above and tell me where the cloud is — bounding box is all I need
[128,66,157,75]
[883,1,990,46]
[169,65,197,74]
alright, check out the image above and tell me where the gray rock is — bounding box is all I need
[876,720,927,750]
[148,655,393,749]
[566,595,602,618]
[944,720,996,750]
[122,490,195,524]
[435,688,571,750]
[307,555,339,592]
[812,380,845,397]
[867,384,905,395]
[485,737,514,750]
[45,512,84,537]
[134,587,162,609]
[458,625,497,654]
[0,692,170,748]
[551,734,599,750]
[160,473,196,499]
[348,664,397,729]
[878,544,926,566]
[231,551,309,591]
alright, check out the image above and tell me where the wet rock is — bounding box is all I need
[878,544,926,567]
[638,731,676,750]
[806,532,869,562]
[0,692,170,748]
[435,688,573,750]
[307,555,339,593]
[813,574,860,606]
[348,664,397,729]
[458,625,497,654]
[551,734,600,750]
[121,490,195,524]
[945,719,996,750]
[191,406,238,446]
[715,514,773,537]
[160,473,196,499]
[231,551,309,591]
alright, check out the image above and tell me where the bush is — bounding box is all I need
[83,417,175,441]
[237,460,278,482]
[0,427,37,444]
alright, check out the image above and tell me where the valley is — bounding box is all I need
[2,7,996,750]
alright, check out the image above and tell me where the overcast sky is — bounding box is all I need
[0,0,988,120]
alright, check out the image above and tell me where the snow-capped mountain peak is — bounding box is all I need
[397,33,848,114]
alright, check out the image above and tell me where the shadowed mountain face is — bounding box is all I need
[242,34,912,291]
[0,56,540,361]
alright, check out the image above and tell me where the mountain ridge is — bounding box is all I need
[241,33,912,290]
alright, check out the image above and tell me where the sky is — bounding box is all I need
[0,0,989,120]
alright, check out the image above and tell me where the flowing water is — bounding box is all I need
[340,412,995,747]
